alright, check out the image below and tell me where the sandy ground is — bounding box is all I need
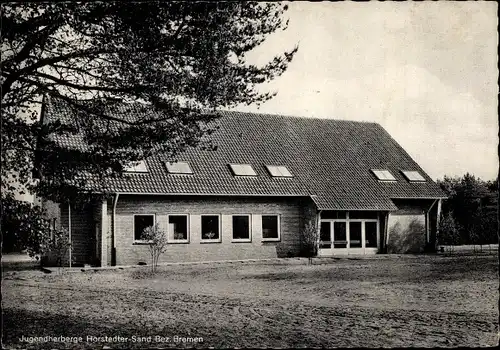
[2,255,498,348]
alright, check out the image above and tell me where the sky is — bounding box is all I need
[233,1,498,181]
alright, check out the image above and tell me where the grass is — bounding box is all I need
[2,254,498,348]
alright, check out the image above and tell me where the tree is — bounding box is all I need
[302,220,319,265]
[438,211,461,254]
[437,173,498,246]
[140,223,168,273]
[1,2,298,203]
[1,193,50,255]
[39,227,72,270]
[1,3,297,255]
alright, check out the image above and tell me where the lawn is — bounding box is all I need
[2,255,498,348]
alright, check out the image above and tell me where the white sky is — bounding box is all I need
[234,1,498,181]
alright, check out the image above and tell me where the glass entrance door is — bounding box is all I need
[319,218,379,256]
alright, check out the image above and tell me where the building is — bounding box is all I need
[40,97,446,266]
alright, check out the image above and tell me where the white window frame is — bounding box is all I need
[200,214,222,243]
[133,214,156,243]
[228,164,258,177]
[167,214,190,244]
[371,169,396,182]
[265,165,293,178]
[318,212,380,254]
[401,170,426,182]
[347,219,379,249]
[231,214,252,242]
[125,160,148,173]
[165,161,193,175]
[261,214,281,242]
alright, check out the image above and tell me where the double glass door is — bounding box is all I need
[319,219,379,255]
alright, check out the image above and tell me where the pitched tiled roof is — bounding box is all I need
[43,98,446,210]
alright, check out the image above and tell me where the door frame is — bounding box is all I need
[318,212,380,256]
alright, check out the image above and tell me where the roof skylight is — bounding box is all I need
[266,165,293,177]
[401,170,426,182]
[165,161,193,174]
[371,169,396,181]
[124,160,148,173]
[229,164,257,176]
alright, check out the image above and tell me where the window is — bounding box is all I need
[262,215,280,241]
[168,215,189,243]
[201,215,220,242]
[229,164,257,176]
[265,165,293,178]
[365,222,378,248]
[125,160,148,173]
[320,222,331,249]
[349,222,362,248]
[165,161,193,174]
[134,214,155,241]
[333,222,347,248]
[350,211,378,220]
[232,215,251,241]
[401,170,426,182]
[371,169,396,181]
[322,211,347,219]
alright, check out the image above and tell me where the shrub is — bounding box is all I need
[140,223,168,272]
[302,220,319,264]
[438,211,461,254]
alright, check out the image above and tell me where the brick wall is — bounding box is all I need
[112,195,306,266]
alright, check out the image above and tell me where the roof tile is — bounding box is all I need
[44,98,446,210]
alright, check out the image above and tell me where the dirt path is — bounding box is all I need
[2,255,498,348]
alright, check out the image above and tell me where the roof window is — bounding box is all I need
[401,170,426,182]
[266,165,293,177]
[165,161,193,174]
[124,160,148,173]
[371,169,396,181]
[229,164,257,176]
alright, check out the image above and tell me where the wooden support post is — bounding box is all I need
[100,200,108,266]
[68,203,72,268]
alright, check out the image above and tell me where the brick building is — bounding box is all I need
[40,97,446,266]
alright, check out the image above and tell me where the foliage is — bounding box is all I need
[302,220,319,264]
[1,193,50,256]
[1,2,298,204]
[140,223,168,273]
[437,173,498,246]
[438,211,461,253]
[39,227,71,268]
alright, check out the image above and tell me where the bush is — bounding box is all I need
[301,220,319,264]
[140,223,168,272]
[1,194,51,258]
[438,211,461,254]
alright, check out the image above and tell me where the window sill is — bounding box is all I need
[262,238,281,242]
[200,240,222,244]
[133,241,153,245]
[232,239,252,243]
[168,240,189,244]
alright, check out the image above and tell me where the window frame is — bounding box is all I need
[401,170,426,182]
[124,160,148,173]
[133,214,156,244]
[371,169,397,182]
[167,214,190,244]
[319,212,380,251]
[261,214,281,242]
[228,164,258,177]
[165,161,194,175]
[265,165,293,178]
[231,214,252,242]
[200,214,222,243]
